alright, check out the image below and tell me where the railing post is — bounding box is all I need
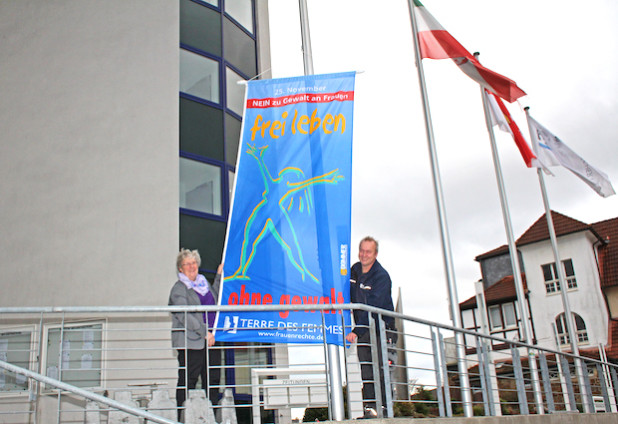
[580,361,595,412]
[367,317,383,417]
[430,328,446,417]
[559,354,577,411]
[596,363,611,413]
[378,317,394,418]
[321,312,345,421]
[476,336,491,416]
[610,366,618,408]
[437,331,453,417]
[538,352,555,413]
[511,346,529,415]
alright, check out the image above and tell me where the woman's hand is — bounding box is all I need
[206,331,216,347]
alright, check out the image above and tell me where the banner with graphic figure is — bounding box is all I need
[215,72,355,345]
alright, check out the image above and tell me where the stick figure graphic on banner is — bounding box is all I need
[226,143,344,284]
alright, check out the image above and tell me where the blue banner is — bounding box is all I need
[215,72,355,345]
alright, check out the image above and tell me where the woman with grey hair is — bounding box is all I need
[168,248,222,420]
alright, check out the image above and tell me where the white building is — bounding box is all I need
[460,211,618,361]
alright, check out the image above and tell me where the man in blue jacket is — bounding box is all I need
[345,236,395,418]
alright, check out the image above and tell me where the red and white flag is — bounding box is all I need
[414,0,526,103]
[485,90,547,171]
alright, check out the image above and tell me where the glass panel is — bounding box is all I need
[46,324,102,388]
[502,303,516,328]
[231,344,271,395]
[179,215,226,271]
[574,313,586,331]
[225,113,241,165]
[180,157,222,216]
[541,264,553,281]
[488,306,502,330]
[223,16,257,76]
[180,49,220,103]
[555,314,564,334]
[563,259,574,277]
[0,330,31,392]
[180,0,222,56]
[228,169,235,205]
[226,67,245,115]
[224,0,253,33]
[180,98,224,161]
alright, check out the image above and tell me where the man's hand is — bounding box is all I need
[345,332,357,343]
[206,331,216,347]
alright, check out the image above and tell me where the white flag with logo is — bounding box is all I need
[527,115,615,197]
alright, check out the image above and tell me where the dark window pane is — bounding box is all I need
[223,17,256,77]
[180,98,224,160]
[180,0,221,56]
[563,259,574,277]
[225,113,241,165]
[574,313,586,330]
[179,215,226,271]
[541,264,553,282]
[555,314,564,334]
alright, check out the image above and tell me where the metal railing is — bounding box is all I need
[0,304,617,423]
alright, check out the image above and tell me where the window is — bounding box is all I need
[180,0,222,56]
[488,306,502,330]
[224,0,254,33]
[180,157,222,216]
[228,169,236,205]
[180,48,220,103]
[46,323,103,389]
[488,303,517,331]
[502,303,517,328]
[555,313,588,346]
[230,343,271,395]
[542,259,577,294]
[225,66,245,115]
[0,330,32,392]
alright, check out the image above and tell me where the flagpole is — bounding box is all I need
[479,84,544,414]
[524,107,590,412]
[298,1,346,421]
[406,1,473,417]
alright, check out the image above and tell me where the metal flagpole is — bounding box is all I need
[524,107,590,412]
[298,1,345,420]
[479,86,543,413]
[405,0,473,416]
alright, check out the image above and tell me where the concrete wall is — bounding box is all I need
[0,0,179,306]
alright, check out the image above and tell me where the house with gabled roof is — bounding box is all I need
[460,211,618,362]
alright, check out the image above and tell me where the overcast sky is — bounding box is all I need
[266,0,618,326]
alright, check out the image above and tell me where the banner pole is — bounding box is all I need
[406,0,472,416]
[298,1,345,420]
[524,107,590,412]
[479,86,543,414]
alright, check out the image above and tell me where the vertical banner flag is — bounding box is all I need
[527,115,615,198]
[215,72,356,345]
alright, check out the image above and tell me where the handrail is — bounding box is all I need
[0,303,604,364]
[0,359,177,424]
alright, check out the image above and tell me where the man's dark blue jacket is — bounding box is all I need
[349,259,395,337]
